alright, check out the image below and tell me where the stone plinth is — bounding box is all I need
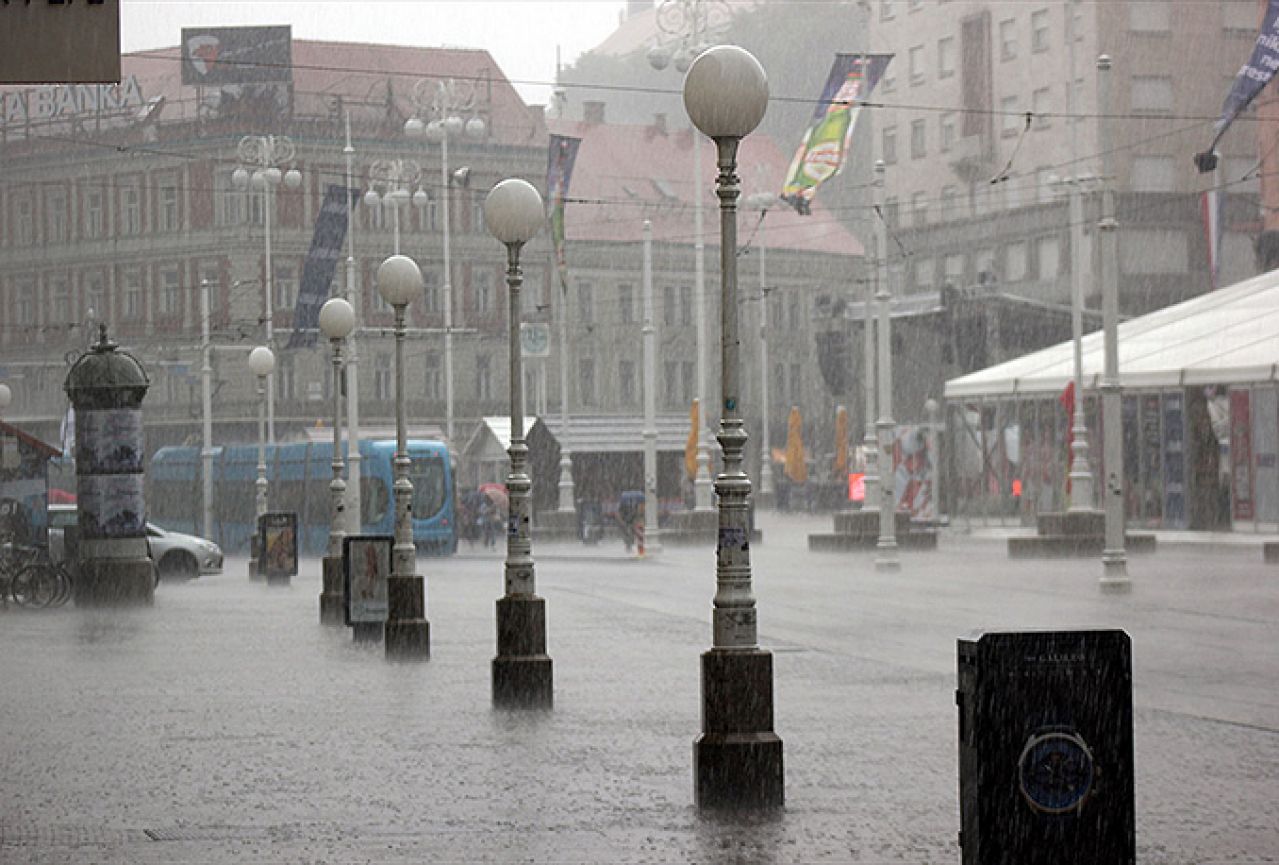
[694,649,783,810]
[319,555,345,626]
[493,595,553,708]
[1008,509,1157,559]
[75,558,155,607]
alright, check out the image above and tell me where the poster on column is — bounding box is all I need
[75,409,143,474]
[343,535,390,625]
[891,425,935,521]
[77,473,146,540]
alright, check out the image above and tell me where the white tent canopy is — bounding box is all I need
[945,268,1279,399]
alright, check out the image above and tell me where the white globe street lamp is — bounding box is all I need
[406,77,486,454]
[683,44,782,811]
[364,159,422,256]
[318,297,355,626]
[235,134,299,446]
[376,254,431,660]
[484,178,554,708]
[246,345,275,580]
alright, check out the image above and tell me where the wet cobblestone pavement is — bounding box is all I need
[2,512,1276,863]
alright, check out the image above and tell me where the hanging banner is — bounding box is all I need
[286,185,354,350]
[781,53,892,216]
[1197,0,1279,166]
[545,134,581,294]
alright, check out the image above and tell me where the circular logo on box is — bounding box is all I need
[1017,727,1096,815]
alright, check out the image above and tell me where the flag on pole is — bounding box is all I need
[545,134,581,294]
[1196,0,1279,170]
[781,53,892,215]
[286,185,355,349]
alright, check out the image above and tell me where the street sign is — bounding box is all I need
[1,0,121,85]
[520,322,550,358]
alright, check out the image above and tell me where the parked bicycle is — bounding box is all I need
[1,542,73,609]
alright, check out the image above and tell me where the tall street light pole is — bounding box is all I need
[745,192,776,507]
[684,44,783,811]
[342,112,363,536]
[642,219,663,555]
[650,0,730,513]
[485,178,554,707]
[376,254,431,660]
[200,279,214,542]
[873,160,900,571]
[247,345,275,580]
[407,78,486,454]
[318,297,355,625]
[1097,54,1130,592]
[233,136,300,446]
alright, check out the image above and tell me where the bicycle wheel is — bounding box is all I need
[47,564,73,607]
[12,563,56,608]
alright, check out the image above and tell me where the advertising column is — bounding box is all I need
[63,326,153,606]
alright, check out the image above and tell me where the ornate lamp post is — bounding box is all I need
[406,78,486,452]
[683,45,782,810]
[318,297,355,625]
[233,136,300,445]
[246,345,275,580]
[363,159,423,256]
[650,0,731,512]
[376,254,431,660]
[484,178,554,707]
[744,191,777,507]
[873,160,900,571]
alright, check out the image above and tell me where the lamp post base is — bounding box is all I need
[247,535,263,581]
[74,558,155,607]
[320,554,346,625]
[493,594,553,708]
[1099,556,1131,593]
[353,622,384,644]
[385,574,430,660]
[694,649,784,810]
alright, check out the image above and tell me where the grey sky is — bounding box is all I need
[120,1,629,105]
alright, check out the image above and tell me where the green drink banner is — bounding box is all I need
[781,53,892,216]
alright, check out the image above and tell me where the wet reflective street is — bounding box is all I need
[2,512,1276,863]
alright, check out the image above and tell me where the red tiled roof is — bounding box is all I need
[550,119,865,257]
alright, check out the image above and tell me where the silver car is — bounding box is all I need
[47,504,223,580]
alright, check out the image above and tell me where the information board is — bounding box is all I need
[258,512,298,581]
[343,535,391,626]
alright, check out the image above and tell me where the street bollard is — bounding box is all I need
[636,522,645,558]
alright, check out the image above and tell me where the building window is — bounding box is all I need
[941,185,960,220]
[1032,86,1052,128]
[16,278,35,325]
[789,363,802,405]
[663,285,676,326]
[1223,1,1259,31]
[1037,236,1060,281]
[577,279,593,324]
[50,275,71,323]
[884,196,900,229]
[910,119,927,159]
[277,353,295,402]
[374,354,391,401]
[85,187,104,238]
[123,270,143,319]
[618,283,634,324]
[121,185,142,235]
[159,267,181,316]
[420,351,441,400]
[1132,76,1174,114]
[975,249,996,282]
[938,36,955,79]
[944,253,965,285]
[14,195,34,245]
[578,357,596,406]
[880,0,895,22]
[911,191,928,226]
[217,172,244,226]
[422,269,441,314]
[1036,167,1057,204]
[476,354,493,402]
[45,189,68,243]
[1005,242,1028,281]
[682,361,694,401]
[664,360,679,407]
[1130,2,1171,32]
[939,112,957,152]
[679,285,692,325]
[880,68,896,94]
[999,17,1017,61]
[882,125,898,165]
[908,0,922,11]
[159,181,180,232]
[1132,155,1177,192]
[476,269,494,315]
[618,359,636,406]
[1031,8,1050,52]
[913,257,936,289]
[1001,95,1021,136]
[274,264,297,312]
[84,272,106,318]
[909,44,925,85]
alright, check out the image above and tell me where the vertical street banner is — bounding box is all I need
[287,185,354,350]
[1199,0,1279,163]
[781,53,892,216]
[546,134,581,294]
